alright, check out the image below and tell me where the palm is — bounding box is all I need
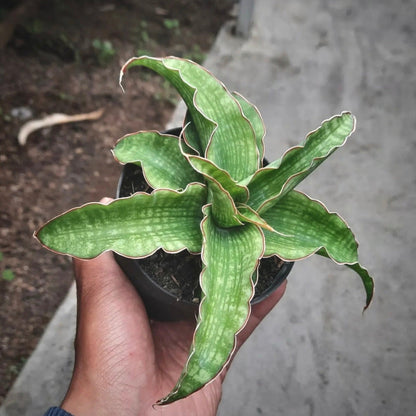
[113,307,222,415]
[150,321,222,414]
[63,252,284,416]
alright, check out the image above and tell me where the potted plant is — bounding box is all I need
[35,56,374,405]
[114,153,294,322]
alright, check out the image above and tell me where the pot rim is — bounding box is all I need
[114,128,294,319]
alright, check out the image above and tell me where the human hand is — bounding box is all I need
[61,250,286,416]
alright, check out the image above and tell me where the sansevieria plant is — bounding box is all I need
[35,56,374,404]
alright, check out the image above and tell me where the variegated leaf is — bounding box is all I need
[187,155,248,203]
[247,112,355,213]
[317,249,374,311]
[120,56,259,181]
[262,190,358,262]
[159,205,264,404]
[237,204,274,232]
[35,184,207,258]
[187,155,248,227]
[262,190,373,309]
[232,91,265,164]
[113,130,203,190]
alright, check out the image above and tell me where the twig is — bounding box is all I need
[18,108,104,146]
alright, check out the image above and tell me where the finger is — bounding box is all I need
[71,197,115,291]
[72,252,155,356]
[67,252,158,413]
[73,252,150,328]
[250,279,287,322]
[73,251,128,295]
[218,281,286,382]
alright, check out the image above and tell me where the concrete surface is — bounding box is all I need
[1,0,415,415]
[0,285,76,416]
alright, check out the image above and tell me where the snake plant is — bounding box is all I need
[35,56,374,405]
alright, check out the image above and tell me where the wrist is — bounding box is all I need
[61,372,142,416]
[61,389,96,416]
[44,407,74,416]
[61,374,108,416]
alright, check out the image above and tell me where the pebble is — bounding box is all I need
[10,107,33,121]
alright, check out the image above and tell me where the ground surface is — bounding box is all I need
[0,0,232,402]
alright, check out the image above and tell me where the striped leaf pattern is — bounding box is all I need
[159,206,264,404]
[36,56,374,406]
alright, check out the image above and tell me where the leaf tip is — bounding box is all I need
[362,277,375,314]
[341,111,357,134]
[118,69,126,93]
[32,228,41,243]
[119,56,142,93]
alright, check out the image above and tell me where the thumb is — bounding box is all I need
[71,197,139,305]
[72,251,149,321]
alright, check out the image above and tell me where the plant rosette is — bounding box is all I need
[115,154,294,322]
[35,56,374,405]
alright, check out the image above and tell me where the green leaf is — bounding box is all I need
[2,269,15,281]
[35,184,207,258]
[262,190,358,263]
[120,57,212,152]
[236,204,274,232]
[232,91,265,164]
[347,262,374,311]
[262,191,374,310]
[113,130,202,190]
[183,110,203,154]
[120,56,259,181]
[207,182,243,228]
[188,155,248,227]
[187,156,248,203]
[159,205,264,404]
[317,249,374,311]
[247,113,355,212]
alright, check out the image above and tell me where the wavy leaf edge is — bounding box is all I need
[231,91,266,163]
[112,129,203,190]
[120,56,217,154]
[252,112,356,213]
[186,155,250,202]
[157,204,264,405]
[263,190,373,310]
[112,129,181,163]
[264,190,360,263]
[28,56,371,405]
[34,182,207,260]
[120,56,260,176]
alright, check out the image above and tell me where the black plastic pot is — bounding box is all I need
[115,247,293,321]
[114,128,294,321]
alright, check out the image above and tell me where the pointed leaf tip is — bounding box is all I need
[159,206,264,404]
[36,184,207,258]
[247,112,356,213]
[120,56,259,181]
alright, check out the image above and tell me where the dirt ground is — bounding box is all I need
[0,0,233,402]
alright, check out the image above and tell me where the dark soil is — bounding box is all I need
[140,250,203,303]
[117,163,290,305]
[0,0,234,403]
